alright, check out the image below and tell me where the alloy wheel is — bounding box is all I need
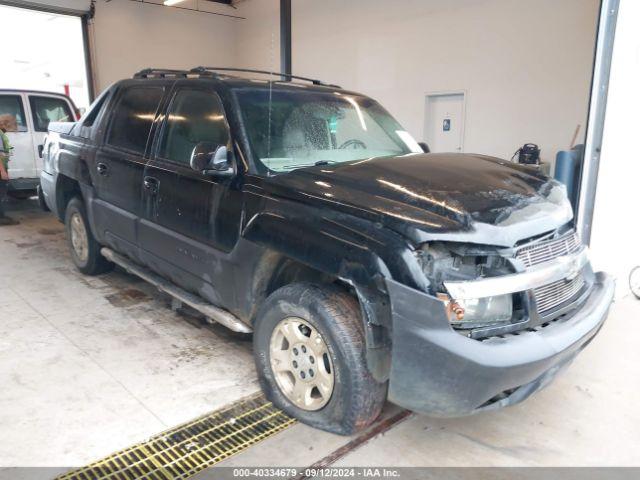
[269,317,334,411]
[70,212,89,263]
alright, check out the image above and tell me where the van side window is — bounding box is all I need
[158,89,229,165]
[106,87,164,154]
[29,96,74,132]
[0,95,28,132]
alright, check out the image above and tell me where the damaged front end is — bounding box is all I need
[416,226,594,340]
[382,185,614,417]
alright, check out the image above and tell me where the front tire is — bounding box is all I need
[64,197,113,275]
[254,283,387,435]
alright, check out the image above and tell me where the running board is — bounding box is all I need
[100,248,252,334]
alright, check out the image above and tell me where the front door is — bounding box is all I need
[92,85,165,258]
[0,93,35,180]
[27,94,76,176]
[139,86,242,308]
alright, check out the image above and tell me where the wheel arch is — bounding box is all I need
[242,210,420,381]
[54,174,82,221]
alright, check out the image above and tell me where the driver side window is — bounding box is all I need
[159,89,229,165]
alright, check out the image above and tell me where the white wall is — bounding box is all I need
[589,0,640,297]
[234,0,598,165]
[234,0,280,72]
[89,0,240,93]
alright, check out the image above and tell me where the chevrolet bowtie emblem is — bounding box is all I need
[565,259,581,281]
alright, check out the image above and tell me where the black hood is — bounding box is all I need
[261,153,571,246]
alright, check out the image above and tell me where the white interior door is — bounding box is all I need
[424,93,465,153]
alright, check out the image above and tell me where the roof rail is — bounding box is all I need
[133,67,341,88]
[133,68,204,79]
[190,67,341,88]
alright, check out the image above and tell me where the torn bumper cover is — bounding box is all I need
[385,272,614,417]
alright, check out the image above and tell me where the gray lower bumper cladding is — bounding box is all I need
[385,272,615,416]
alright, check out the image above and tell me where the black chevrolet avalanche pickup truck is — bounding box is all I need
[41,67,614,434]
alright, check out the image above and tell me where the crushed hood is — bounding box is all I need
[262,153,573,247]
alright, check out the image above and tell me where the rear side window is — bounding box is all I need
[0,95,28,132]
[29,96,74,132]
[158,89,229,165]
[81,91,109,128]
[106,87,164,154]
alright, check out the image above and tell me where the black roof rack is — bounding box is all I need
[133,68,197,79]
[191,67,341,88]
[133,67,340,88]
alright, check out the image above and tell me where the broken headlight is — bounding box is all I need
[418,242,515,328]
[450,294,513,327]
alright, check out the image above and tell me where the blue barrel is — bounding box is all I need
[554,147,582,210]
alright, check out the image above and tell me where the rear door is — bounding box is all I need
[0,93,35,180]
[139,84,242,306]
[92,84,166,259]
[27,94,76,175]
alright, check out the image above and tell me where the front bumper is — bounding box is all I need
[386,272,614,417]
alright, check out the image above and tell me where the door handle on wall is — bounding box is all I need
[96,163,109,175]
[143,176,160,194]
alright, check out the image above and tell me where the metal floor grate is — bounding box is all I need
[56,393,295,480]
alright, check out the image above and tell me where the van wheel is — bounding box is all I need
[254,283,387,435]
[37,185,50,212]
[8,189,35,200]
[65,197,113,275]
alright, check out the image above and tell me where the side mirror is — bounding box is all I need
[418,142,430,153]
[190,142,235,178]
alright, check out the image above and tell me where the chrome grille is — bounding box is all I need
[533,273,585,314]
[516,230,581,268]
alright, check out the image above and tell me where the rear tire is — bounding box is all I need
[64,197,113,275]
[37,185,50,212]
[253,282,387,435]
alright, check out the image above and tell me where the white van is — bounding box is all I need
[0,90,78,198]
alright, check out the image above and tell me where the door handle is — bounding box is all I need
[143,176,160,194]
[96,163,109,176]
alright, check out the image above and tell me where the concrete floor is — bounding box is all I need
[1,199,639,470]
[0,199,258,466]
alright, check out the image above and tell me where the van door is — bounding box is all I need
[27,94,76,176]
[139,85,242,308]
[92,85,165,259]
[0,93,35,181]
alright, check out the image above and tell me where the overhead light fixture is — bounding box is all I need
[164,0,187,6]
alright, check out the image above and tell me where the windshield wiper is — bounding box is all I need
[280,160,335,171]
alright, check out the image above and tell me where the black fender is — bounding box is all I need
[242,203,430,381]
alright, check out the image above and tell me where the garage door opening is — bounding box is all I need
[0,3,92,110]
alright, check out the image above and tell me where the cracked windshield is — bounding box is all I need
[235,87,423,173]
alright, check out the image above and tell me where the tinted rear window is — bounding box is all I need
[0,95,28,132]
[29,96,74,132]
[106,87,164,154]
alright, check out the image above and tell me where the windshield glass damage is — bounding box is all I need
[234,86,422,172]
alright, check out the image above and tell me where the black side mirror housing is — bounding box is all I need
[190,142,235,178]
[418,142,430,153]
